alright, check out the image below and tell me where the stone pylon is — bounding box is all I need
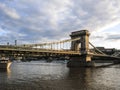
[67,30,94,67]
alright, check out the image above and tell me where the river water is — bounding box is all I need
[0,60,120,90]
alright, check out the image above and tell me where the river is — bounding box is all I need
[0,60,120,90]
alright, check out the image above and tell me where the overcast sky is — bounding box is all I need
[0,0,120,49]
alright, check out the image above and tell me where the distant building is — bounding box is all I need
[95,47,116,55]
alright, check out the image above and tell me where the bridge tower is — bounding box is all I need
[67,30,94,67]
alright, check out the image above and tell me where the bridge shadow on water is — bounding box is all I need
[67,68,105,90]
[0,69,7,72]
[67,62,120,90]
[93,59,120,68]
[95,63,120,68]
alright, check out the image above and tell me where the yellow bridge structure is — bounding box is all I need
[0,30,120,67]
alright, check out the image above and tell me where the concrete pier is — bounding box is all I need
[67,55,95,67]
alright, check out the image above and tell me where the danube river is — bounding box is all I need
[0,60,120,90]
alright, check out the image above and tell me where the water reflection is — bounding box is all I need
[0,68,11,76]
[66,68,94,89]
[0,61,120,90]
[10,61,69,81]
[0,69,7,72]
[0,68,11,84]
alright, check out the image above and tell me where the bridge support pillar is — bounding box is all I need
[68,30,95,67]
[67,55,95,67]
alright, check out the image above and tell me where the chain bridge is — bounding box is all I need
[0,30,120,67]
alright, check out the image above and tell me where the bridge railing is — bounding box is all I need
[0,44,80,53]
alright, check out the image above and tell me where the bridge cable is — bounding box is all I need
[18,38,81,48]
[89,42,107,55]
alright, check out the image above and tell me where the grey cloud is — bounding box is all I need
[0,0,120,45]
[106,34,120,40]
[91,35,104,39]
[0,3,20,19]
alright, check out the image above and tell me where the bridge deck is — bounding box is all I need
[0,47,80,55]
[0,47,119,59]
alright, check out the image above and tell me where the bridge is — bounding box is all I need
[0,30,120,67]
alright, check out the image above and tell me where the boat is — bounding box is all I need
[0,58,12,69]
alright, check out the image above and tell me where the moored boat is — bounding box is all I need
[0,59,12,69]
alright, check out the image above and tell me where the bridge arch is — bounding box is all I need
[67,30,94,67]
[70,30,90,54]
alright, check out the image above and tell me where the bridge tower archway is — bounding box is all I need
[67,30,94,67]
[70,30,90,54]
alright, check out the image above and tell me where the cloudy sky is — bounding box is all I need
[0,0,120,49]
